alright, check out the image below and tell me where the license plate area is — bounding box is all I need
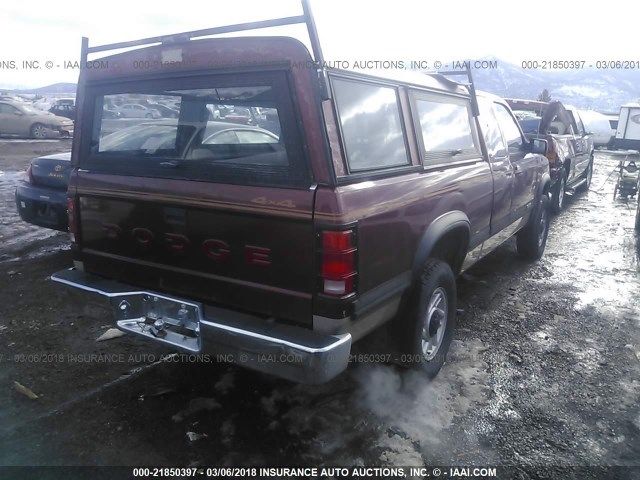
[110,293,202,352]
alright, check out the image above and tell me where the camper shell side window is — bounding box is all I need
[330,75,411,174]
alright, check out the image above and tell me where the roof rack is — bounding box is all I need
[436,65,480,117]
[80,0,325,67]
[78,1,480,106]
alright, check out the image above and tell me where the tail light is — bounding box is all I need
[23,165,33,184]
[67,197,77,243]
[319,229,357,296]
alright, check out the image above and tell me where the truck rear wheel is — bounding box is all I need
[401,259,456,379]
[517,194,550,260]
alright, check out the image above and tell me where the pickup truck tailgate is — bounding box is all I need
[75,174,316,326]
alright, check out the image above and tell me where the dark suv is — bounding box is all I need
[49,103,76,120]
[52,1,550,383]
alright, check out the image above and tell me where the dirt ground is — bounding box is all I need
[0,140,638,478]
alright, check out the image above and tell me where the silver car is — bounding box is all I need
[0,100,74,138]
[116,103,162,119]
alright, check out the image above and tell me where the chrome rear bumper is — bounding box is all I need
[51,268,351,384]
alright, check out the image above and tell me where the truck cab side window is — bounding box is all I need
[494,103,524,152]
[477,97,507,158]
[569,111,585,136]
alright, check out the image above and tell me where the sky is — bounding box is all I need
[0,0,628,89]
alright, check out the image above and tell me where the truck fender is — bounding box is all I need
[412,210,470,277]
[537,172,551,200]
[530,172,551,221]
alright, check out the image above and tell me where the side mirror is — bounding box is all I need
[530,138,547,155]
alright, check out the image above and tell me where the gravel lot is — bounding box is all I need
[0,140,638,478]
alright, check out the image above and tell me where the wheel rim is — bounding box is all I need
[421,287,448,361]
[32,125,46,138]
[538,203,548,247]
[558,176,566,208]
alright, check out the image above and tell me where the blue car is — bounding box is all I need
[14,120,279,232]
[15,152,71,232]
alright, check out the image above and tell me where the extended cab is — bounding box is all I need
[507,99,594,213]
[52,3,551,383]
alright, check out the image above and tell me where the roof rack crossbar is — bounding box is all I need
[82,0,325,64]
[85,15,307,56]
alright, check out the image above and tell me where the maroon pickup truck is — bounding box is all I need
[52,3,551,383]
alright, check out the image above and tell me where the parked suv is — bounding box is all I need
[49,103,76,120]
[52,3,550,383]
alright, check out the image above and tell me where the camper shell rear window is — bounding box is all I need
[80,71,310,188]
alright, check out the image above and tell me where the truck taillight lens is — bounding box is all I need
[67,197,77,243]
[319,230,357,296]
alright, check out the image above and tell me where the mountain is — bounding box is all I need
[4,59,640,111]
[469,58,640,111]
[2,83,77,95]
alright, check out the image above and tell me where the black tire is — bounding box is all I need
[30,123,47,139]
[550,172,567,214]
[400,259,456,379]
[577,158,593,193]
[517,194,550,260]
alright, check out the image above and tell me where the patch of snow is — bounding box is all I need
[214,372,235,395]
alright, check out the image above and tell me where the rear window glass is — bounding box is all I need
[82,72,308,188]
[332,77,409,172]
[413,94,479,163]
